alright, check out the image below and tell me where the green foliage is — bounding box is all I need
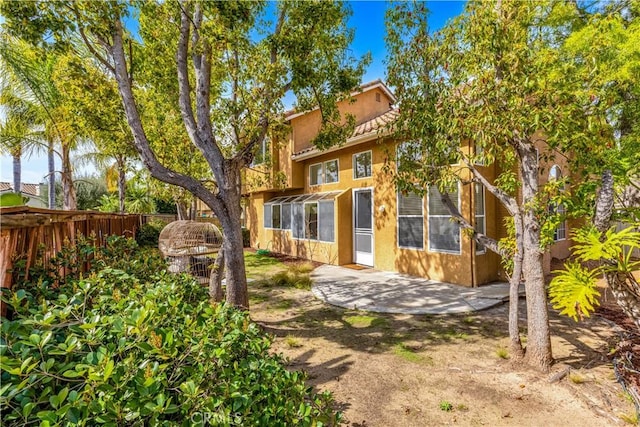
[136,220,167,248]
[1,240,340,426]
[549,261,601,321]
[550,225,640,321]
[439,401,453,412]
[73,176,108,211]
[11,234,166,300]
[270,269,313,291]
[0,192,26,207]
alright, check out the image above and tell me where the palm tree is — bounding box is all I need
[0,34,78,209]
[0,84,46,194]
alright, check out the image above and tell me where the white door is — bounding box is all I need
[354,188,374,266]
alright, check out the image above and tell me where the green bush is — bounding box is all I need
[1,239,339,426]
[136,220,167,247]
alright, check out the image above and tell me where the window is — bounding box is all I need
[474,143,485,166]
[396,142,421,173]
[397,190,424,249]
[318,201,335,242]
[252,137,270,165]
[310,163,323,186]
[264,204,272,228]
[272,204,281,229]
[281,203,291,230]
[304,203,318,240]
[353,151,372,179]
[474,183,486,253]
[428,185,461,254]
[549,165,566,241]
[309,160,339,186]
[266,192,338,242]
[325,159,339,183]
[292,203,304,238]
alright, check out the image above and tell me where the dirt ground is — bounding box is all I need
[248,268,638,426]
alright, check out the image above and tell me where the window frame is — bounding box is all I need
[474,183,486,254]
[549,165,567,242]
[427,184,462,255]
[324,159,339,184]
[251,136,270,166]
[309,162,323,186]
[353,150,373,180]
[309,159,339,186]
[396,190,424,250]
[271,203,281,230]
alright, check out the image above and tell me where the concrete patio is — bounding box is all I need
[311,264,524,315]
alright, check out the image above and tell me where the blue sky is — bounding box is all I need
[0,1,465,184]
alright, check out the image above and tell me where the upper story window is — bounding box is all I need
[396,142,422,173]
[549,165,566,241]
[252,136,270,166]
[309,159,339,186]
[353,150,372,179]
[427,185,461,254]
[474,183,486,253]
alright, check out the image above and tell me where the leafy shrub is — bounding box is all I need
[136,220,167,247]
[10,234,166,303]
[2,237,338,425]
[1,268,339,425]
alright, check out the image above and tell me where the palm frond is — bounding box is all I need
[549,261,601,321]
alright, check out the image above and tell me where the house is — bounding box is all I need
[0,182,47,208]
[244,80,570,286]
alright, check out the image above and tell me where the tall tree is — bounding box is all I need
[549,1,640,328]
[0,87,43,194]
[2,1,368,308]
[53,50,136,213]
[386,1,595,370]
[0,35,78,209]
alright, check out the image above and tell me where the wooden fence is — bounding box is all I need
[0,207,141,316]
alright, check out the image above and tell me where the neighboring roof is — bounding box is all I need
[284,79,397,121]
[291,108,399,161]
[0,182,41,196]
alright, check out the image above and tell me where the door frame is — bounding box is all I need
[352,187,374,266]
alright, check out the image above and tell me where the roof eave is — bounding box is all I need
[291,129,392,162]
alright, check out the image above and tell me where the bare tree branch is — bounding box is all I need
[439,190,507,256]
[109,17,224,214]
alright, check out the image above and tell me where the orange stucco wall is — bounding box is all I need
[243,85,576,287]
[246,136,506,286]
[291,88,394,154]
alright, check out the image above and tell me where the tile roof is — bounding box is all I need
[0,182,41,196]
[292,108,399,159]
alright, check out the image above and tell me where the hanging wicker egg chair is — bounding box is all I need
[158,220,223,284]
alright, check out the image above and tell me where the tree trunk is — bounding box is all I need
[12,149,21,196]
[217,174,249,309]
[176,201,188,220]
[209,247,225,302]
[61,145,77,210]
[117,157,126,214]
[594,170,614,234]
[519,144,553,371]
[47,140,55,209]
[509,212,525,359]
[606,271,640,331]
[107,15,248,308]
[594,170,640,330]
